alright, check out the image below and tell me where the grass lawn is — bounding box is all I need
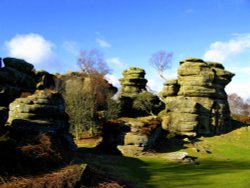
[76,126,250,188]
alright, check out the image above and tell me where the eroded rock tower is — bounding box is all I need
[160,58,235,137]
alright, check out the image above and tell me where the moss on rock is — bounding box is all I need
[161,58,235,137]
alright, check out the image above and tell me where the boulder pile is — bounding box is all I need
[0,57,76,150]
[161,58,235,137]
[0,58,36,106]
[118,67,164,116]
[119,67,147,98]
[102,117,161,155]
[0,58,56,125]
[7,90,76,150]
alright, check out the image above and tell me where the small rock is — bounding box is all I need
[164,152,188,160]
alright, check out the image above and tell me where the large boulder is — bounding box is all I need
[0,57,37,107]
[101,117,162,155]
[3,57,34,74]
[36,70,56,90]
[118,67,164,116]
[119,67,147,98]
[8,90,67,132]
[7,90,76,151]
[0,84,21,106]
[0,57,58,124]
[161,58,235,137]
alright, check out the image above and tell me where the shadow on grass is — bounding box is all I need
[76,145,250,188]
[76,146,157,188]
[152,136,188,153]
[153,122,250,154]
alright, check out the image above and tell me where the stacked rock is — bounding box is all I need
[102,117,161,156]
[36,70,56,90]
[8,90,68,133]
[118,67,148,116]
[161,58,235,136]
[0,58,36,106]
[119,67,147,98]
[161,79,179,98]
[7,90,76,150]
[0,58,57,107]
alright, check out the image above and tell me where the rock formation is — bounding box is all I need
[0,57,75,151]
[102,117,161,155]
[0,58,56,125]
[118,67,164,116]
[0,58,55,107]
[7,90,76,150]
[119,67,147,98]
[160,58,235,137]
[100,67,165,155]
[0,58,36,106]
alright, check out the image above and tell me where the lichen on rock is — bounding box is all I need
[118,67,164,117]
[7,90,76,151]
[102,117,162,156]
[119,67,147,98]
[161,58,235,137]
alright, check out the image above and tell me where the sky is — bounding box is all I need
[1,0,250,98]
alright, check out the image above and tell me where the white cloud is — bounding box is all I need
[62,40,79,56]
[226,81,250,99]
[147,79,163,93]
[96,38,111,48]
[106,57,124,69]
[105,74,120,88]
[5,33,55,65]
[204,34,250,62]
[146,71,177,93]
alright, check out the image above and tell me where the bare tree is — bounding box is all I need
[78,49,111,75]
[64,49,120,138]
[149,50,173,80]
[246,97,250,106]
[243,97,250,116]
[78,49,113,107]
[228,93,250,116]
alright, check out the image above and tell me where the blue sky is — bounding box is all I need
[1,0,250,98]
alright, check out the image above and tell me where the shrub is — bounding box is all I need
[63,85,97,139]
[63,76,120,139]
[132,91,165,117]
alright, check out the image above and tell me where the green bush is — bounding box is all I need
[132,91,165,117]
[63,86,97,139]
[63,76,120,139]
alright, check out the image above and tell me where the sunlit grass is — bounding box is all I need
[77,125,250,188]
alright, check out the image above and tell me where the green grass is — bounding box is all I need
[77,126,250,188]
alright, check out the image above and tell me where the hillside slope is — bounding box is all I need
[77,125,250,188]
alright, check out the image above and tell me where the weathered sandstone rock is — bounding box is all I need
[119,67,147,98]
[161,58,234,137]
[7,90,76,151]
[102,117,161,155]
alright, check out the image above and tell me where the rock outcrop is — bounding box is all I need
[0,58,77,181]
[118,67,164,116]
[0,58,56,123]
[119,67,147,98]
[7,90,76,150]
[102,117,161,155]
[0,58,36,106]
[161,58,235,137]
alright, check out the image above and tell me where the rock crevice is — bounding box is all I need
[161,58,235,136]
